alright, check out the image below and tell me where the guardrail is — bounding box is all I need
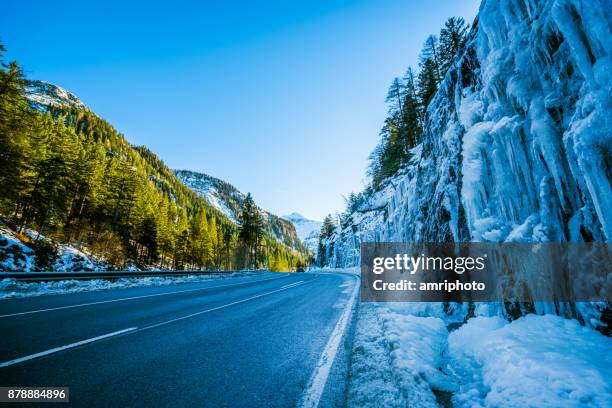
[0,270,251,282]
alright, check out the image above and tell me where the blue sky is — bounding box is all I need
[3,0,480,220]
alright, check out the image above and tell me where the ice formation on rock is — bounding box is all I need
[322,0,611,324]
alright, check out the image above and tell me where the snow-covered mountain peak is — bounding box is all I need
[25,80,88,112]
[282,213,322,254]
[283,212,321,223]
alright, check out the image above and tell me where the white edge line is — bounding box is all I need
[299,275,359,408]
[0,275,290,318]
[0,327,137,368]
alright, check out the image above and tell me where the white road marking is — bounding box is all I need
[299,275,359,408]
[281,281,304,289]
[0,327,137,368]
[0,275,290,318]
[0,278,314,368]
[139,280,312,331]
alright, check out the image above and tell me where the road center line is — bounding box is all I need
[0,327,137,368]
[299,275,359,408]
[281,281,304,289]
[0,275,290,318]
[139,279,313,332]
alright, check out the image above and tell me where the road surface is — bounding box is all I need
[0,272,359,407]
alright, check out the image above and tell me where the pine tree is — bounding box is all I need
[439,17,468,76]
[0,45,30,215]
[209,215,220,269]
[386,78,406,121]
[190,210,212,269]
[420,35,442,83]
[238,193,263,269]
[317,214,335,266]
[417,57,439,112]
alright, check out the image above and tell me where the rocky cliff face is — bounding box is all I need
[322,0,610,323]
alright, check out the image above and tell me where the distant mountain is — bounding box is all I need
[25,80,87,112]
[175,170,309,255]
[282,213,322,254]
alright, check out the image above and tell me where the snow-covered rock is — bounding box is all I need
[0,226,36,272]
[25,80,88,112]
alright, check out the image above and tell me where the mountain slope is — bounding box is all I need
[282,213,322,254]
[1,72,308,270]
[174,170,244,222]
[174,170,309,254]
[321,0,611,324]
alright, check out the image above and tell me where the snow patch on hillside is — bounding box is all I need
[0,224,107,272]
[0,226,36,272]
[175,169,308,252]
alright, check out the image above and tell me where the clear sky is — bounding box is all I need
[2,0,480,220]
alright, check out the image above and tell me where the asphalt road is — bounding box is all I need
[0,271,359,408]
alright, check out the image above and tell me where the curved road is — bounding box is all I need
[0,272,359,407]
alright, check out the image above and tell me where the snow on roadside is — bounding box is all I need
[349,304,452,408]
[0,271,266,299]
[349,304,408,408]
[349,306,612,408]
[448,315,612,408]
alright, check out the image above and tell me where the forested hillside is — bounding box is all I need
[0,44,307,271]
[174,169,309,255]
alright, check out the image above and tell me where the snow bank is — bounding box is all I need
[349,307,612,408]
[350,305,438,408]
[449,315,612,407]
[349,304,453,408]
[0,271,264,299]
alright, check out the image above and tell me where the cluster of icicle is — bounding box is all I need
[323,0,611,327]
